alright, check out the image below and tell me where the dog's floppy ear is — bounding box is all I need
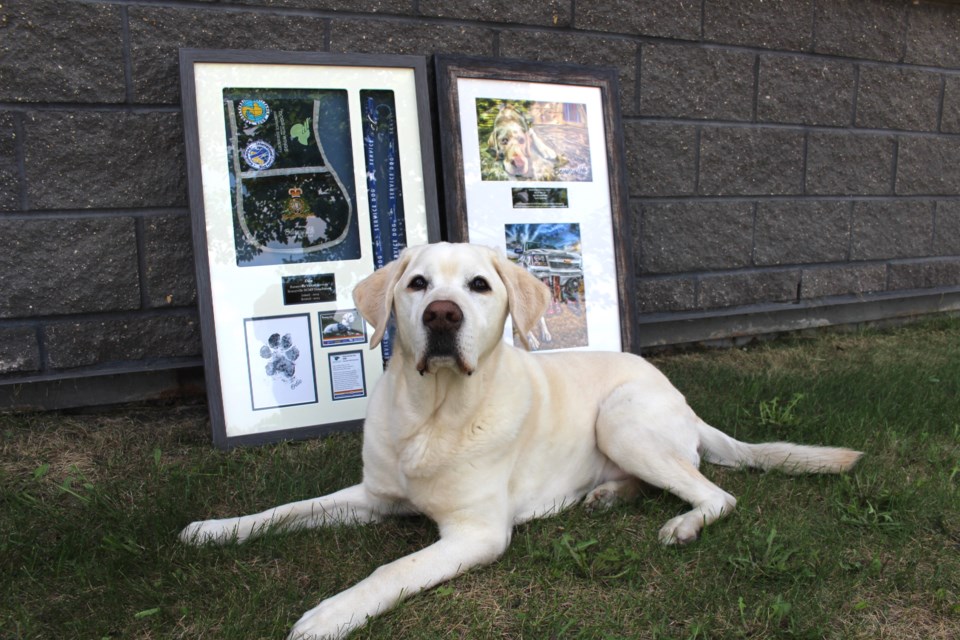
[487,127,501,158]
[353,251,411,349]
[493,253,551,351]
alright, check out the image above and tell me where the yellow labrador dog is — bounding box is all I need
[487,104,560,180]
[181,243,862,639]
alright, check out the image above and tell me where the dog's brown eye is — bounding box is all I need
[468,276,491,293]
[408,275,428,291]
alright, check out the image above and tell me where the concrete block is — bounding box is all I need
[143,215,197,308]
[499,31,638,110]
[699,269,801,309]
[805,131,894,195]
[941,76,960,134]
[856,65,942,132]
[896,136,960,195]
[0,112,18,211]
[331,18,493,57]
[851,200,933,261]
[575,0,700,39]
[634,277,697,314]
[129,6,333,104]
[888,258,960,290]
[44,313,201,369]
[757,55,855,126]
[704,0,813,51]
[800,264,886,299]
[23,111,186,209]
[247,0,412,12]
[935,201,960,256]
[699,127,805,195]
[905,3,960,68]
[754,201,850,265]
[640,201,753,274]
[0,0,125,103]
[0,218,140,317]
[625,122,697,197]
[641,44,755,121]
[0,326,40,374]
[422,0,571,27]
[813,0,906,62]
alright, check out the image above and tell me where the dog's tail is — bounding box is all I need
[696,421,862,474]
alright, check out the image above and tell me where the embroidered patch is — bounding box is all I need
[290,118,311,145]
[243,140,276,170]
[238,98,270,126]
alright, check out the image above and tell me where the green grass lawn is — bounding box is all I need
[2,318,958,639]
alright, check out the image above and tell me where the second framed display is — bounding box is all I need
[435,55,636,355]
[181,49,440,448]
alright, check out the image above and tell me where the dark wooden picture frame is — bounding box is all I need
[180,49,440,448]
[435,55,637,354]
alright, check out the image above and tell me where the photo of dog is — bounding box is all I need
[477,99,592,182]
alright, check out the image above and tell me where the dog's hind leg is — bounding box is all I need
[596,383,737,545]
[179,483,405,545]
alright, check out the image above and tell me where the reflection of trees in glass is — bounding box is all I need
[223,88,360,267]
[238,172,350,248]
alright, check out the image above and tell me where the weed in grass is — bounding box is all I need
[727,526,812,579]
[758,392,806,429]
[552,531,598,576]
[833,472,904,530]
[737,592,800,635]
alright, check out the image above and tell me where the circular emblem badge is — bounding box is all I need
[243,140,276,170]
[238,99,270,126]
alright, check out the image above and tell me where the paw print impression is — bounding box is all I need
[260,333,300,381]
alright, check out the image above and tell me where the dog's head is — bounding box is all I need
[488,106,534,179]
[353,243,551,375]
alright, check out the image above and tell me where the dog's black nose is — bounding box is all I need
[422,300,463,332]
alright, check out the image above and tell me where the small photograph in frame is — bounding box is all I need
[319,309,367,347]
[244,314,317,410]
[505,223,587,351]
[477,99,592,182]
[180,49,440,448]
[435,55,636,355]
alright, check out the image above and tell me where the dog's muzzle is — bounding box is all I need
[417,300,472,375]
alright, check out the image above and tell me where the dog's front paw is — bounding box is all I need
[178,518,239,545]
[287,603,358,640]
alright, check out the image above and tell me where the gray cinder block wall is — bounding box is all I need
[1,0,959,406]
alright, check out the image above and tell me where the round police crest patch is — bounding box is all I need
[243,140,276,170]
[238,99,270,126]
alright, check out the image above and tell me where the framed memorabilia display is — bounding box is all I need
[434,55,636,355]
[180,49,440,448]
